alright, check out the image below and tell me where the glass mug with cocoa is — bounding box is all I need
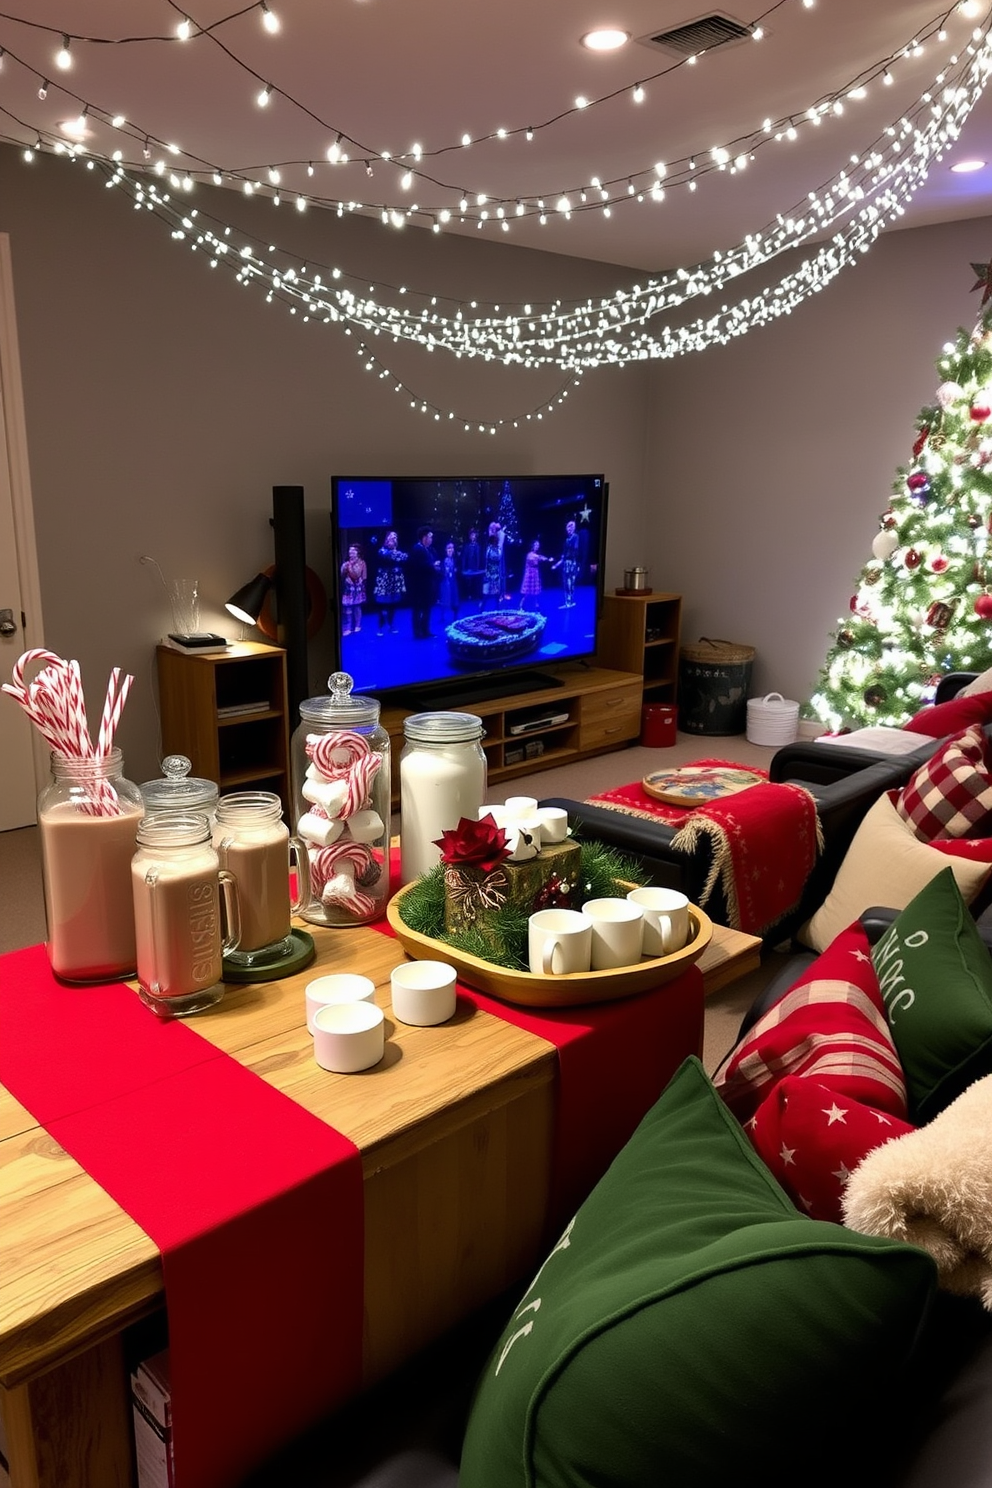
[131,811,241,1018]
[38,748,144,982]
[212,791,308,971]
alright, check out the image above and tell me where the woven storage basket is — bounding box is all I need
[746,692,800,746]
[680,638,755,666]
[678,638,755,736]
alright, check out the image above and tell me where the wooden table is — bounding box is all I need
[0,919,758,1488]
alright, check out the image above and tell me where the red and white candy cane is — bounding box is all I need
[322,877,378,920]
[1,649,129,816]
[308,840,378,920]
[306,730,370,777]
[309,838,374,891]
[340,751,381,815]
[306,730,381,816]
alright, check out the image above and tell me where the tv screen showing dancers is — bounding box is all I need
[330,474,607,697]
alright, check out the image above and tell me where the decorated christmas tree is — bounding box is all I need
[496,480,521,546]
[810,261,992,731]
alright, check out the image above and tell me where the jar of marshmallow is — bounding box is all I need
[290,671,391,927]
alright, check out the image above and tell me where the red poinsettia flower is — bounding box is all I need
[433,814,511,873]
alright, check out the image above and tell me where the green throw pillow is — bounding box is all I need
[459,1057,935,1488]
[872,866,992,1123]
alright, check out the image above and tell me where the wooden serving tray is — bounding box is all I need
[385,885,713,1008]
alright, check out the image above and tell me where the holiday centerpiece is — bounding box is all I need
[388,819,714,1008]
[393,808,649,977]
[437,811,582,935]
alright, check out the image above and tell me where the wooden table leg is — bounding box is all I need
[2,1336,134,1488]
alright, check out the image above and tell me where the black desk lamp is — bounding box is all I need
[225,573,272,627]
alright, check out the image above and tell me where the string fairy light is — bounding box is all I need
[0,0,970,235]
[3,2,991,430]
[31,9,981,439]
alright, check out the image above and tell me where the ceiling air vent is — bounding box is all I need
[644,13,753,57]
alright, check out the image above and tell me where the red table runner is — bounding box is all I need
[374,891,704,1228]
[463,971,704,1226]
[0,944,364,1488]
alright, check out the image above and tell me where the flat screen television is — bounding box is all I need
[329,474,609,708]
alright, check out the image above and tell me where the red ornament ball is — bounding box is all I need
[975,594,992,619]
[904,548,922,569]
[971,401,992,423]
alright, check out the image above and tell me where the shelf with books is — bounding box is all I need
[156,641,291,813]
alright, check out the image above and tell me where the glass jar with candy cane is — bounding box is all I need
[290,671,391,926]
[2,649,141,983]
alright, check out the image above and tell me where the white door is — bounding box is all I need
[0,234,45,830]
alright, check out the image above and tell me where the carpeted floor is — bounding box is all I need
[0,728,787,1071]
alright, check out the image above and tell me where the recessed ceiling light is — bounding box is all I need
[951,158,986,173]
[581,28,630,51]
[58,116,91,140]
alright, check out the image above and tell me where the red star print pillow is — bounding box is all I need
[747,1077,914,1223]
[714,921,909,1124]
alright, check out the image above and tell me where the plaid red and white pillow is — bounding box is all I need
[895,723,992,841]
[746,1075,914,1223]
[714,921,908,1123]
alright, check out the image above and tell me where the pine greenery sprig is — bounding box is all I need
[576,841,648,900]
[395,839,649,972]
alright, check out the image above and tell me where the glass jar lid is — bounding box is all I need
[403,711,484,744]
[140,755,219,815]
[299,671,381,729]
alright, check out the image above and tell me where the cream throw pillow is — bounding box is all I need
[962,666,992,697]
[799,792,992,953]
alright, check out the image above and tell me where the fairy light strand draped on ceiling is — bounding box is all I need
[1,1,991,432]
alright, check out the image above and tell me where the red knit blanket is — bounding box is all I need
[588,764,821,937]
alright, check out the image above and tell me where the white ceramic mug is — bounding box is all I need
[305,973,376,1034]
[390,959,458,1026]
[583,897,645,970]
[312,1000,385,1073]
[627,887,691,957]
[533,806,569,844]
[528,908,592,976]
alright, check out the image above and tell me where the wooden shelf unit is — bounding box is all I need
[380,665,642,805]
[156,641,291,812]
[597,593,682,708]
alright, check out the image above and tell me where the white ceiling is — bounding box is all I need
[2,0,992,273]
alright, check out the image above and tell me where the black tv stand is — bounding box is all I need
[397,670,561,712]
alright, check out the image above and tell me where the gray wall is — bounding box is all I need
[1,142,990,780]
[0,146,651,780]
[646,215,992,703]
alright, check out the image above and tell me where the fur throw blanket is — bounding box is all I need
[843,1074,992,1308]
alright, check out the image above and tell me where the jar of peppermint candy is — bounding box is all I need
[290,672,391,926]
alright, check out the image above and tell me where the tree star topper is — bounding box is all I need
[971,258,992,306]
